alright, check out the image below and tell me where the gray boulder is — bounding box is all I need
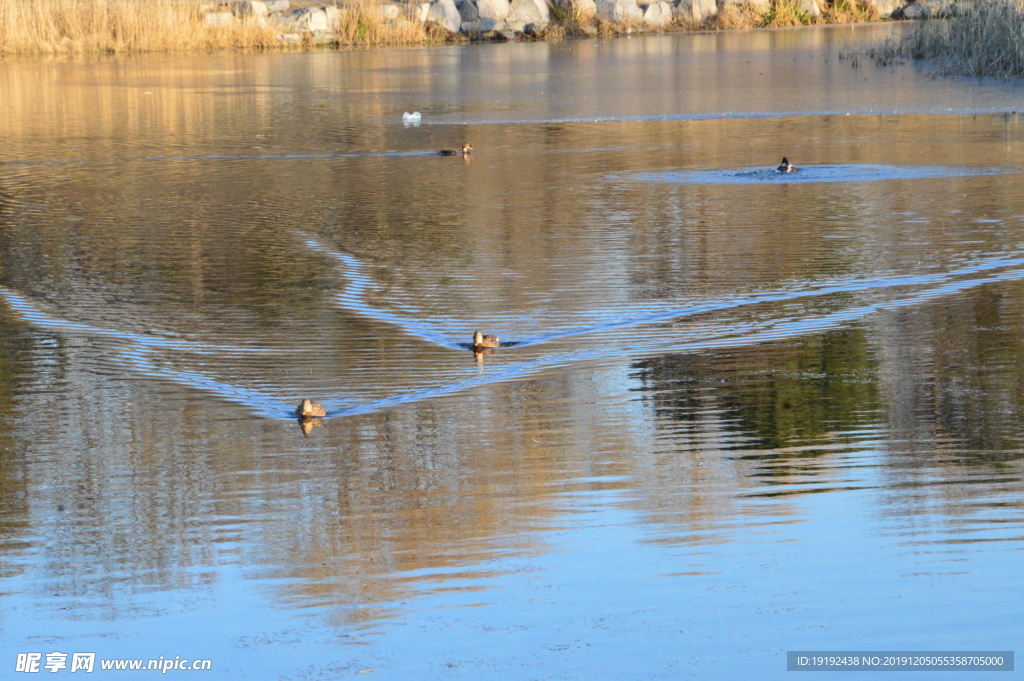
[510,0,548,24]
[596,0,644,21]
[462,16,505,31]
[461,17,508,33]
[427,0,463,31]
[324,5,340,28]
[505,15,527,31]
[265,0,289,12]
[641,0,673,24]
[863,0,901,16]
[231,1,268,17]
[478,0,511,19]
[724,0,765,9]
[276,7,329,32]
[798,0,821,17]
[896,2,922,17]
[718,0,769,10]
[530,0,551,21]
[674,0,716,22]
[458,0,480,22]
[896,0,957,18]
[378,4,401,19]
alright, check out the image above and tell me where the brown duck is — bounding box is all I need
[295,399,326,419]
[439,143,473,156]
[472,330,500,349]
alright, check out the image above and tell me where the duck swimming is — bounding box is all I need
[439,144,473,156]
[472,330,500,349]
[295,399,326,419]
[777,157,797,172]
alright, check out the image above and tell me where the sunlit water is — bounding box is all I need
[1,24,1022,679]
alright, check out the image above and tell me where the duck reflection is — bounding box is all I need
[298,417,324,437]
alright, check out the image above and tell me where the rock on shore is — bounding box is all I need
[199,0,926,44]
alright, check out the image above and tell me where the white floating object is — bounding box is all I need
[402,111,422,126]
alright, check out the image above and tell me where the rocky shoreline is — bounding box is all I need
[201,0,960,44]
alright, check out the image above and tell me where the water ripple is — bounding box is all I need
[0,288,279,355]
[625,164,1018,186]
[6,244,1024,420]
[304,234,1024,349]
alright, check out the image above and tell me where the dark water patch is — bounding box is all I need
[626,164,1019,186]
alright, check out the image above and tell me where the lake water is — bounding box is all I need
[1,24,1023,680]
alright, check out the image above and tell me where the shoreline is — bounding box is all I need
[0,0,911,57]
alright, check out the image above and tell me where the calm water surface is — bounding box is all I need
[1,24,1023,679]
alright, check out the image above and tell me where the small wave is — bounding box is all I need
[326,257,1024,418]
[6,247,1024,420]
[302,234,1024,349]
[0,286,298,418]
[626,164,1018,185]
[0,287,279,355]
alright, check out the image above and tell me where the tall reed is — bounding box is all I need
[330,3,437,47]
[0,0,436,54]
[0,0,275,53]
[899,0,1024,77]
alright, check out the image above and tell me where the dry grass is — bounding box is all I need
[706,0,876,30]
[0,0,441,54]
[332,3,440,47]
[759,0,818,27]
[592,14,642,35]
[545,3,641,38]
[546,1,596,38]
[705,4,754,28]
[0,0,899,55]
[0,0,274,53]
[860,0,1024,76]
[823,0,878,22]
[899,0,1024,76]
